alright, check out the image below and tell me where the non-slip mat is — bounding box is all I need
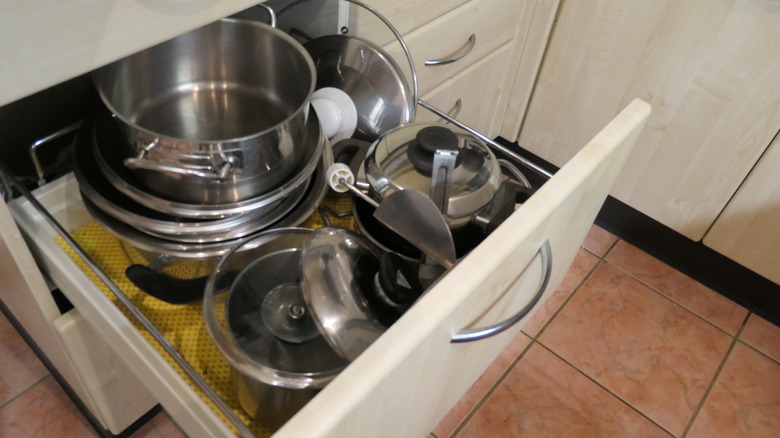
[55,193,355,437]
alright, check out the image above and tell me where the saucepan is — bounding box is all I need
[92,10,317,204]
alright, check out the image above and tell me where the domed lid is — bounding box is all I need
[364,124,501,223]
[300,227,423,361]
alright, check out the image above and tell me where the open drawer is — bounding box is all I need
[8,99,650,437]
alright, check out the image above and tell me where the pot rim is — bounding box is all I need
[94,17,317,145]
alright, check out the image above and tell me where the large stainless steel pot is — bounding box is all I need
[203,228,347,431]
[92,18,316,204]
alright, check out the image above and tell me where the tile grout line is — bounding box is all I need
[680,311,751,438]
[602,259,740,339]
[447,337,537,438]
[535,342,677,437]
[736,337,780,367]
[0,373,51,411]
[445,237,615,438]
[528,244,609,342]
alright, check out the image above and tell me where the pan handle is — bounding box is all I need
[451,239,551,343]
[124,155,238,181]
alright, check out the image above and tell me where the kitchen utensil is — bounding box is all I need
[79,144,332,305]
[327,163,456,268]
[304,34,415,142]
[91,108,325,219]
[92,17,316,203]
[203,228,347,431]
[73,114,309,243]
[300,227,424,361]
[364,124,502,228]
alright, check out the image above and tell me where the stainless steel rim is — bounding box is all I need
[93,110,325,219]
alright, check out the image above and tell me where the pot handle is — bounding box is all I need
[124,155,238,181]
[125,264,237,305]
[451,239,551,343]
[257,3,277,28]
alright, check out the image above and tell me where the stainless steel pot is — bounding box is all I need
[364,124,503,228]
[203,228,347,431]
[92,18,316,204]
[90,108,325,220]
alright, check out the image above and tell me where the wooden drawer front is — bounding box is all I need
[275,100,651,438]
[417,43,512,137]
[357,0,469,41]
[382,0,524,94]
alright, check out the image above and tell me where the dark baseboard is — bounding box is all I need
[495,137,780,327]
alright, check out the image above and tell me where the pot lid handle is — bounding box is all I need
[406,126,462,177]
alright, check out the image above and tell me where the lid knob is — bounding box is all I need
[407,126,462,176]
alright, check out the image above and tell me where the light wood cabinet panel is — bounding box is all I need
[382,0,529,94]
[0,0,259,107]
[704,131,780,285]
[416,43,513,137]
[517,0,780,240]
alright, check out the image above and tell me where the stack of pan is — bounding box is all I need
[72,18,330,280]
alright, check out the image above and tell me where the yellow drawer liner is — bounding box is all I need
[55,194,355,437]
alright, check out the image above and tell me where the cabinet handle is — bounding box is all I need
[425,33,476,66]
[446,98,462,120]
[451,239,552,343]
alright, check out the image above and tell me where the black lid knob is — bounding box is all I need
[406,126,462,177]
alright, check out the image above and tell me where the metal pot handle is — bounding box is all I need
[124,146,238,181]
[451,239,552,343]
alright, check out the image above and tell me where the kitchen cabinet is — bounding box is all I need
[9,100,650,438]
[513,0,780,241]
[704,131,780,285]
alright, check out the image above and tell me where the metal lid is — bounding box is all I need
[300,227,386,361]
[364,124,501,225]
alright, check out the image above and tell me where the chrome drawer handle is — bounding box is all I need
[451,239,552,343]
[425,33,476,66]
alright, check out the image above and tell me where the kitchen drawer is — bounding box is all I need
[381,0,524,93]
[417,43,513,137]
[8,99,649,437]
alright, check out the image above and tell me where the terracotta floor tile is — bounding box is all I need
[582,225,618,258]
[0,312,49,405]
[539,263,733,436]
[522,249,599,337]
[739,314,780,363]
[433,332,532,438]
[605,241,748,334]
[129,411,186,438]
[0,376,97,437]
[455,344,672,438]
[687,343,780,438]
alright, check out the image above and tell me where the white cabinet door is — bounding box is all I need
[0,0,259,106]
[274,99,651,438]
[704,131,780,286]
[516,0,780,240]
